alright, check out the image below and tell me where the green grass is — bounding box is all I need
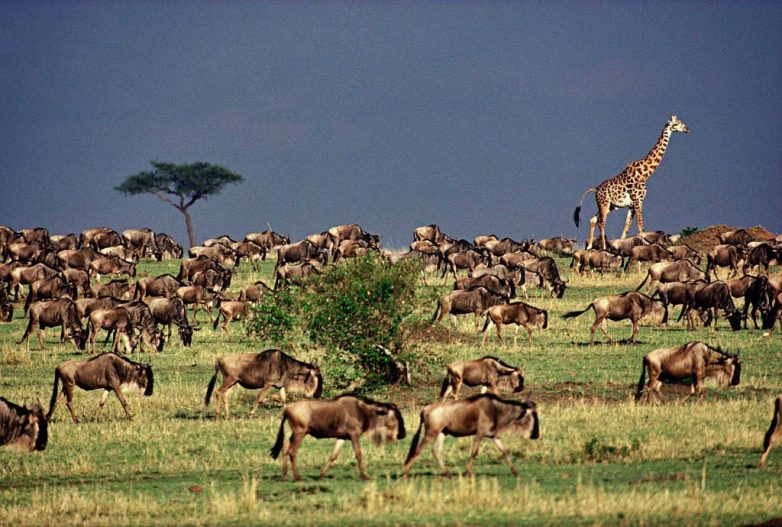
[1,256,781,526]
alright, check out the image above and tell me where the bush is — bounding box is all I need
[245,254,422,388]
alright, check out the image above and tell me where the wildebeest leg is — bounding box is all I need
[63,384,79,424]
[213,377,238,419]
[464,435,484,477]
[249,385,273,416]
[96,390,111,420]
[320,439,345,478]
[403,431,435,475]
[287,432,305,482]
[433,432,451,478]
[349,434,369,480]
[474,311,482,332]
[619,209,634,239]
[712,308,719,331]
[37,328,47,350]
[111,382,133,419]
[759,399,781,468]
[524,323,533,345]
[630,317,639,345]
[680,383,695,405]
[492,437,518,476]
[18,317,37,351]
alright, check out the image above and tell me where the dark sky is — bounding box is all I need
[2,2,780,248]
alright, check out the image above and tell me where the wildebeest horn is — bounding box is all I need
[266,221,273,232]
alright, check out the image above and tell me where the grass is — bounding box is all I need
[1,255,781,526]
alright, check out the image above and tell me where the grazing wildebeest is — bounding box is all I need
[679,281,743,331]
[135,274,182,300]
[231,241,266,270]
[431,287,508,330]
[762,292,782,334]
[536,237,576,256]
[19,298,86,351]
[192,268,231,294]
[759,395,782,468]
[23,275,77,314]
[57,247,102,271]
[47,352,154,423]
[270,394,405,481]
[87,307,137,354]
[442,249,489,280]
[148,296,194,346]
[743,243,777,275]
[81,227,123,251]
[572,250,623,275]
[275,261,320,290]
[481,302,548,346]
[652,280,708,324]
[177,256,227,284]
[75,296,122,320]
[635,341,741,403]
[403,394,539,478]
[189,243,238,267]
[720,228,754,246]
[668,243,701,265]
[486,237,533,258]
[89,256,136,281]
[563,291,665,345]
[606,235,650,258]
[499,251,538,273]
[470,264,518,285]
[237,280,273,302]
[212,300,248,339]
[624,243,675,272]
[115,300,165,353]
[204,349,323,418]
[99,245,139,264]
[635,259,708,292]
[454,274,514,299]
[742,275,773,329]
[154,232,183,259]
[706,244,746,280]
[0,397,48,452]
[439,356,525,400]
[518,257,567,298]
[8,263,60,301]
[176,285,220,323]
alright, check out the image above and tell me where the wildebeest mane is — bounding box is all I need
[480,355,516,372]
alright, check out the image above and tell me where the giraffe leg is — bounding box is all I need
[620,209,634,239]
[597,200,610,251]
[587,216,598,250]
[634,203,645,234]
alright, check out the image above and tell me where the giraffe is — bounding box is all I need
[573,115,690,250]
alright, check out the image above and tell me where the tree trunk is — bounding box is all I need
[179,206,196,249]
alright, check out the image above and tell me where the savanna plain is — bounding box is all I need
[1,254,781,527]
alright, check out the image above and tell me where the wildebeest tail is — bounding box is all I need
[573,188,596,228]
[270,412,289,459]
[204,361,220,407]
[212,309,222,330]
[481,314,491,334]
[431,301,441,323]
[635,272,650,291]
[46,369,62,420]
[23,285,33,314]
[543,309,549,329]
[763,397,781,452]
[634,358,648,402]
[563,305,590,319]
[404,412,425,465]
[439,370,453,398]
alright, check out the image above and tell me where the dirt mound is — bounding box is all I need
[677,225,776,254]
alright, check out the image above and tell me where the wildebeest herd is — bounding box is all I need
[1,221,782,479]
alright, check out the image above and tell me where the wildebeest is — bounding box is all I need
[270,394,405,481]
[327,223,379,245]
[275,240,326,271]
[605,235,650,258]
[571,249,623,275]
[275,261,320,290]
[638,230,671,246]
[454,274,514,299]
[86,307,137,354]
[652,280,708,324]
[89,256,136,281]
[47,352,154,423]
[148,296,194,346]
[439,356,525,400]
[177,256,227,284]
[517,257,567,298]
[481,302,548,345]
[414,224,448,244]
[176,285,221,322]
[154,232,183,259]
[563,291,665,344]
[0,397,47,452]
[122,228,159,259]
[635,259,708,292]
[94,278,134,300]
[679,281,743,331]
[762,291,782,334]
[212,300,248,339]
[743,243,778,275]
[706,244,746,280]
[403,394,539,478]
[23,275,77,314]
[431,287,508,330]
[57,247,102,271]
[99,245,139,264]
[333,239,379,263]
[63,268,92,298]
[204,349,323,418]
[442,248,489,281]
[231,241,266,270]
[0,286,12,322]
[668,243,701,265]
[8,263,60,301]
[135,273,182,300]
[237,280,273,302]
[80,227,123,251]
[635,341,741,403]
[720,228,754,246]
[485,237,533,258]
[191,268,231,294]
[742,275,774,329]
[306,231,338,260]
[244,230,290,253]
[19,298,86,351]
[189,243,239,267]
[759,395,782,468]
[536,237,576,256]
[624,243,675,272]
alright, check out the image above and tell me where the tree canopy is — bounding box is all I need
[115,161,243,247]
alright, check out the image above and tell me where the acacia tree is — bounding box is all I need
[115,161,243,248]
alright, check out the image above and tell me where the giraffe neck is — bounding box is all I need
[638,125,673,182]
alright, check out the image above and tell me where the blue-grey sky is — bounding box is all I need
[2,2,780,248]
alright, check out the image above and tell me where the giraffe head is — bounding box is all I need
[667,115,689,133]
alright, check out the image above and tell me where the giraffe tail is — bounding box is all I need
[573,188,597,228]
